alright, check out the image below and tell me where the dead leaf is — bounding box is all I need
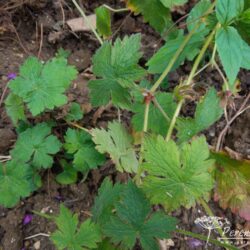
[66,15,96,32]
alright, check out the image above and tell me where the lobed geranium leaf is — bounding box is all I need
[126,0,172,34]
[8,56,77,116]
[51,205,102,250]
[132,92,177,136]
[56,160,78,185]
[92,121,138,173]
[216,0,244,25]
[103,181,177,250]
[89,34,145,109]
[64,128,105,172]
[95,6,112,37]
[92,178,124,225]
[142,136,214,211]
[177,88,223,143]
[11,123,61,169]
[211,152,250,221]
[147,33,204,74]
[0,160,32,208]
[216,27,243,90]
[5,93,26,125]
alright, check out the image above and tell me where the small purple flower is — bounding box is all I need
[187,238,203,248]
[23,214,33,225]
[7,73,17,80]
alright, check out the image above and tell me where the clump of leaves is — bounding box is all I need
[51,205,102,250]
[64,128,105,172]
[11,123,61,169]
[142,136,214,211]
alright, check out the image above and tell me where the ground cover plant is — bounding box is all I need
[0,0,250,249]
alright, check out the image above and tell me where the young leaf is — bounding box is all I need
[89,34,145,109]
[95,6,112,37]
[142,136,214,211]
[0,161,32,208]
[51,205,102,250]
[103,181,177,250]
[126,0,172,34]
[187,0,212,35]
[5,93,26,125]
[132,92,177,136]
[147,33,203,74]
[92,121,138,173]
[9,56,77,115]
[66,102,84,122]
[160,0,187,8]
[211,152,250,221]
[177,88,223,143]
[92,178,124,225]
[64,128,105,172]
[11,123,61,169]
[56,160,78,185]
[216,27,243,89]
[216,0,244,25]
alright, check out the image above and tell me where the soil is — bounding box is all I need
[0,1,249,250]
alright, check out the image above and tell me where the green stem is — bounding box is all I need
[150,25,199,93]
[103,4,129,13]
[134,102,150,184]
[176,229,240,250]
[165,24,219,141]
[68,121,92,134]
[153,98,170,122]
[72,0,103,45]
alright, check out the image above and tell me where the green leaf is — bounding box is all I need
[160,0,187,8]
[103,181,177,250]
[126,0,172,34]
[11,123,61,169]
[147,33,203,74]
[56,160,78,185]
[0,160,32,207]
[132,92,177,136]
[216,0,244,25]
[142,136,214,211]
[92,121,138,173]
[9,56,77,115]
[211,152,250,221]
[95,6,112,37]
[216,27,243,89]
[51,205,102,250]
[64,128,105,172]
[92,178,124,225]
[187,0,212,35]
[66,102,84,122]
[241,40,250,69]
[235,8,250,44]
[5,93,26,125]
[89,34,145,109]
[177,88,223,143]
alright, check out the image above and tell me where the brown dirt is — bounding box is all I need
[0,1,249,250]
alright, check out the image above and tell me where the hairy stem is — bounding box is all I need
[72,0,103,45]
[165,24,219,141]
[176,229,239,250]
